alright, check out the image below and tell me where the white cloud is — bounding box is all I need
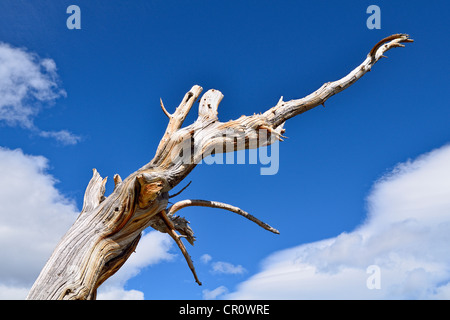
[38,129,82,146]
[202,286,228,300]
[0,42,80,144]
[200,254,212,264]
[226,144,450,299]
[200,253,246,275]
[0,147,175,300]
[211,261,246,275]
[0,147,79,298]
[0,284,30,300]
[96,287,144,300]
[97,231,175,300]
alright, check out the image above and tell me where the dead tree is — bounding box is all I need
[26,34,413,300]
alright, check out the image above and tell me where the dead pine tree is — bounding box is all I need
[26,34,413,300]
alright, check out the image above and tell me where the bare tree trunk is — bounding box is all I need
[26,34,412,300]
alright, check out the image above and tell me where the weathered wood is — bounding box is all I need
[27,34,412,300]
[167,199,280,234]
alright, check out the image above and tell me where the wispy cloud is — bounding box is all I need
[200,254,212,264]
[226,144,450,299]
[38,130,81,146]
[202,286,228,300]
[0,42,80,144]
[199,254,244,299]
[211,261,246,275]
[200,253,247,275]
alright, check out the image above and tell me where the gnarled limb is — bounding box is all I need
[159,210,202,286]
[262,34,414,127]
[27,34,412,299]
[148,34,413,189]
[168,199,280,234]
[154,198,278,286]
[152,85,203,166]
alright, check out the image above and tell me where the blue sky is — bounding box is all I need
[0,1,449,299]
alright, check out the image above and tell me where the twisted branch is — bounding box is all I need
[168,199,279,234]
[157,198,279,285]
[159,210,202,286]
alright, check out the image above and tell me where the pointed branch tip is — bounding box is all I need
[277,96,284,106]
[169,181,192,199]
[113,174,122,191]
[160,98,172,118]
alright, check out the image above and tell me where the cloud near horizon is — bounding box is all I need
[2,143,450,299]
[0,42,80,145]
[0,147,175,300]
[97,231,175,300]
[225,143,450,299]
[0,147,79,299]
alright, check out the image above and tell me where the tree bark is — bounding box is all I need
[26,34,412,300]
